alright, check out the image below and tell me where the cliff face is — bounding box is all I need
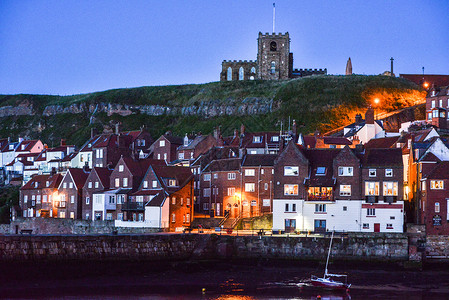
[0,75,426,147]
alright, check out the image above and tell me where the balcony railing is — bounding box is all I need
[365,196,379,203]
[307,194,333,201]
[122,201,145,211]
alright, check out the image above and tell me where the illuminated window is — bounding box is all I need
[95,181,99,188]
[284,184,298,195]
[159,140,165,147]
[340,185,351,196]
[119,165,124,172]
[365,182,379,195]
[115,178,120,188]
[171,197,176,205]
[143,181,148,188]
[308,187,333,200]
[435,202,440,213]
[172,213,176,223]
[152,180,158,188]
[245,169,255,176]
[245,183,255,192]
[59,211,66,218]
[430,180,444,189]
[284,166,299,176]
[168,179,176,186]
[251,200,257,206]
[227,187,235,196]
[88,181,92,188]
[383,182,398,196]
[338,167,353,176]
[253,136,262,143]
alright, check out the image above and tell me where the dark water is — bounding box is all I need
[0,260,448,299]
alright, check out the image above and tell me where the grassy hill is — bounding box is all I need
[0,75,426,147]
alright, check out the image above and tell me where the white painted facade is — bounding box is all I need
[92,192,117,220]
[71,151,93,169]
[273,199,404,233]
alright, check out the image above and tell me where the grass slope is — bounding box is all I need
[0,75,425,147]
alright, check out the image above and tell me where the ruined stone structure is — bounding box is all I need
[345,57,352,75]
[221,32,327,81]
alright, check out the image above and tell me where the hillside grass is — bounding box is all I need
[0,75,426,146]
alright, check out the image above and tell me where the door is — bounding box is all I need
[284,219,296,233]
[374,223,380,232]
[314,219,327,233]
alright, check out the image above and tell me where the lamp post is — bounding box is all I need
[374,98,380,120]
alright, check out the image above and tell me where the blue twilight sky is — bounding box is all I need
[0,0,448,95]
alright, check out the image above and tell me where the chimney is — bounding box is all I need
[234,129,239,138]
[355,114,362,124]
[60,139,66,146]
[292,119,297,138]
[365,107,375,124]
[18,137,24,143]
[240,124,245,136]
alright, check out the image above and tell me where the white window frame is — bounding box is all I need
[227,173,236,180]
[245,169,255,176]
[338,166,353,176]
[339,185,351,196]
[284,166,299,176]
[245,183,255,192]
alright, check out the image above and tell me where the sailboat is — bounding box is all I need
[310,231,351,290]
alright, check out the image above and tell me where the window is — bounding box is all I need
[86,197,90,205]
[69,182,73,189]
[365,182,379,195]
[428,112,432,120]
[186,213,190,223]
[227,67,232,81]
[433,110,438,118]
[168,179,176,186]
[435,202,440,213]
[172,213,176,222]
[440,99,443,107]
[172,197,176,205]
[264,183,268,190]
[270,41,277,51]
[228,173,236,180]
[59,211,66,218]
[272,136,279,142]
[271,61,275,74]
[106,213,113,220]
[157,154,161,160]
[432,100,435,108]
[143,181,148,188]
[251,67,256,73]
[123,178,128,187]
[386,224,393,229]
[115,178,120,188]
[367,208,376,216]
[117,195,124,204]
[253,136,262,143]
[24,195,28,203]
[203,203,209,210]
[204,174,211,181]
[183,214,186,223]
[316,167,326,175]
[285,203,289,212]
[340,185,351,196]
[227,187,235,196]
[245,183,255,192]
[422,181,426,191]
[338,167,353,176]
[245,169,255,176]
[383,182,398,196]
[119,165,124,172]
[430,180,444,189]
[203,188,211,197]
[178,152,184,160]
[363,223,369,229]
[138,213,143,221]
[88,181,92,188]
[187,198,191,206]
[110,196,116,204]
[369,169,376,177]
[251,200,257,206]
[315,204,326,213]
[159,140,165,147]
[63,182,67,189]
[180,198,183,205]
[263,199,270,207]
[70,195,75,203]
[152,180,158,188]
[284,184,298,195]
[36,195,41,204]
[284,166,299,176]
[43,195,47,203]
[46,181,50,187]
[213,173,218,179]
[95,181,99,188]
[239,67,244,80]
[343,206,347,211]
[385,169,393,177]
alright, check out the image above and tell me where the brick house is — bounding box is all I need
[420,161,449,235]
[200,158,241,217]
[127,165,193,231]
[82,167,113,220]
[19,173,63,218]
[122,128,154,159]
[272,142,404,233]
[240,154,276,218]
[176,134,217,164]
[426,85,449,129]
[56,168,89,219]
[151,134,183,163]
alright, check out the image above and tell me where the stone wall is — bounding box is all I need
[425,235,449,258]
[0,233,409,262]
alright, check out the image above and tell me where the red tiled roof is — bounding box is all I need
[151,165,193,190]
[67,168,89,189]
[364,136,400,149]
[423,161,449,179]
[361,148,403,167]
[419,152,440,163]
[92,167,113,189]
[16,140,40,152]
[304,149,340,186]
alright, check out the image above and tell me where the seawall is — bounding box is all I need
[0,234,409,262]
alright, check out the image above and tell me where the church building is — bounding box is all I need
[220,32,327,81]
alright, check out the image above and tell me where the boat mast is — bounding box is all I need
[324,230,334,276]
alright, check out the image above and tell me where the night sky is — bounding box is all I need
[1,0,448,95]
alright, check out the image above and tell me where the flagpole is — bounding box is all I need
[272,3,275,34]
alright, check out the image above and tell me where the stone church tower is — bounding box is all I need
[345,57,352,75]
[257,32,292,80]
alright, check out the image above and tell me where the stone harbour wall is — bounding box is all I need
[425,235,449,259]
[0,233,409,262]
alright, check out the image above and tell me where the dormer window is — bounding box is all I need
[253,136,262,143]
[42,153,46,158]
[34,182,38,188]
[168,179,177,187]
[431,90,436,96]
[272,136,279,142]
[184,135,189,146]
[9,145,13,150]
[21,145,25,150]
[316,167,326,176]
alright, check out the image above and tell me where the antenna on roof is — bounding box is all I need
[272,3,276,34]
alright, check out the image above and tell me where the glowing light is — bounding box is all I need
[374,98,380,105]
[423,82,429,88]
